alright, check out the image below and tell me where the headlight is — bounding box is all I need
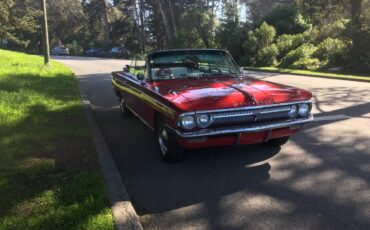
[196,114,212,128]
[179,115,196,130]
[288,105,298,118]
[298,103,310,117]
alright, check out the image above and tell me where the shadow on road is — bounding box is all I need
[96,105,278,214]
[75,71,370,230]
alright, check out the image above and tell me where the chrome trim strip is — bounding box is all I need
[259,107,291,114]
[212,111,254,119]
[112,78,177,119]
[167,115,313,138]
[181,100,312,116]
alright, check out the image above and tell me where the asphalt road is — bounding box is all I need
[55,56,370,230]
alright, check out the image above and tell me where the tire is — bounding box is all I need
[119,97,131,117]
[266,136,290,147]
[156,118,184,162]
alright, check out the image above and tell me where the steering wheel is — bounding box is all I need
[156,68,173,79]
[210,67,223,73]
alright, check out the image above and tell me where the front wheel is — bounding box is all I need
[157,118,184,162]
[265,136,290,147]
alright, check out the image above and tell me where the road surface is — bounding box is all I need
[55,56,370,230]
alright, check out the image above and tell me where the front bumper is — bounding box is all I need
[166,115,313,139]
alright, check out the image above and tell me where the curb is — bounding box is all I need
[243,67,370,83]
[78,88,143,230]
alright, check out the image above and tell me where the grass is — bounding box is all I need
[243,66,370,82]
[0,49,114,230]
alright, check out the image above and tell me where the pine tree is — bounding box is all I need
[0,0,40,47]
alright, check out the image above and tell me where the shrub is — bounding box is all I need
[276,27,312,57]
[314,38,349,65]
[312,18,350,41]
[276,33,305,54]
[280,44,323,70]
[257,44,279,66]
[290,57,322,70]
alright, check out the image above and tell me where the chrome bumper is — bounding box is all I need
[167,115,314,138]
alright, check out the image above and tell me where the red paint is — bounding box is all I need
[149,75,312,112]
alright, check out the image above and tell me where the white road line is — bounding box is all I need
[313,114,352,121]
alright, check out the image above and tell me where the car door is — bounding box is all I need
[124,58,153,124]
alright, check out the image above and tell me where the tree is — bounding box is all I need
[243,0,281,25]
[80,0,107,48]
[217,0,246,61]
[47,0,85,46]
[155,0,172,45]
[0,0,40,47]
[264,5,310,35]
[243,22,278,66]
[170,7,218,48]
[101,0,111,47]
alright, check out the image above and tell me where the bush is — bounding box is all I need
[312,18,350,41]
[276,29,311,54]
[276,26,313,60]
[314,38,349,65]
[280,44,323,70]
[290,57,322,70]
[257,44,279,66]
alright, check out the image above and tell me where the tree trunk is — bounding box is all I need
[155,0,172,46]
[349,0,363,60]
[167,0,177,36]
[351,0,363,30]
[139,0,145,53]
[102,0,110,47]
[134,0,142,52]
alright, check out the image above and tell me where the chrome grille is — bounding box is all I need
[210,105,291,127]
[212,111,255,125]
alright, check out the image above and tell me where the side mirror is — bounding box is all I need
[136,72,145,81]
[123,64,130,72]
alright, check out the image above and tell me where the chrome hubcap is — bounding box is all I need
[158,127,168,155]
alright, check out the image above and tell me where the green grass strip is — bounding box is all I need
[0,49,114,230]
[243,66,370,82]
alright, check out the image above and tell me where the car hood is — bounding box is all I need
[149,75,312,111]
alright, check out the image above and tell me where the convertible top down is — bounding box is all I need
[112,49,313,162]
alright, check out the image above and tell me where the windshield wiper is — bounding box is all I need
[182,75,200,80]
[202,72,235,77]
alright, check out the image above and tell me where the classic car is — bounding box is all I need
[108,47,130,59]
[51,46,69,56]
[85,47,106,57]
[112,49,313,162]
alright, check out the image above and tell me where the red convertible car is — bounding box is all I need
[112,49,313,162]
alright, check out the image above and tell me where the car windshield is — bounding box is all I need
[149,50,241,80]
